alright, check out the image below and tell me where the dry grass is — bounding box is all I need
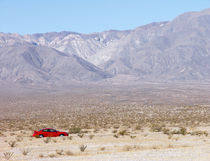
[3,152,14,160]
[21,148,31,156]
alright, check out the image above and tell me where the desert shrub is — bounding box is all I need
[93,128,99,133]
[48,153,55,158]
[3,152,14,160]
[190,130,208,137]
[56,149,63,155]
[150,124,162,132]
[68,136,73,140]
[69,127,81,134]
[79,145,87,152]
[100,147,105,151]
[8,141,17,147]
[16,137,23,142]
[168,133,173,139]
[162,128,170,135]
[78,133,84,138]
[179,127,187,135]
[113,134,118,138]
[130,135,136,139]
[172,127,187,135]
[135,125,142,130]
[10,132,15,136]
[65,150,74,156]
[39,153,44,158]
[167,144,174,148]
[122,145,132,151]
[43,137,51,143]
[113,125,120,129]
[21,148,30,156]
[52,139,57,143]
[89,134,94,139]
[118,130,127,136]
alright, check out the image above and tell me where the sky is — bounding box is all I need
[0,0,210,34]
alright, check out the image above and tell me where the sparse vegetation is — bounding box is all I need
[190,130,208,137]
[0,90,210,160]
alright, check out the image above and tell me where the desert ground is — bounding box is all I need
[0,83,210,161]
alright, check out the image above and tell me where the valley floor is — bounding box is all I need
[0,84,210,161]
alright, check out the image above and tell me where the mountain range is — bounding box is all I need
[1,8,210,85]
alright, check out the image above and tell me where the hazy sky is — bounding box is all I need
[0,0,209,34]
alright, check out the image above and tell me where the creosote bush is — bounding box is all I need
[69,127,81,134]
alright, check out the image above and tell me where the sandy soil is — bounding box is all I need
[0,127,209,161]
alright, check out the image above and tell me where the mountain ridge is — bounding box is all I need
[1,8,210,85]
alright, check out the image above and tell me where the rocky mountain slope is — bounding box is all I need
[0,42,110,84]
[96,9,210,81]
[1,8,210,85]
